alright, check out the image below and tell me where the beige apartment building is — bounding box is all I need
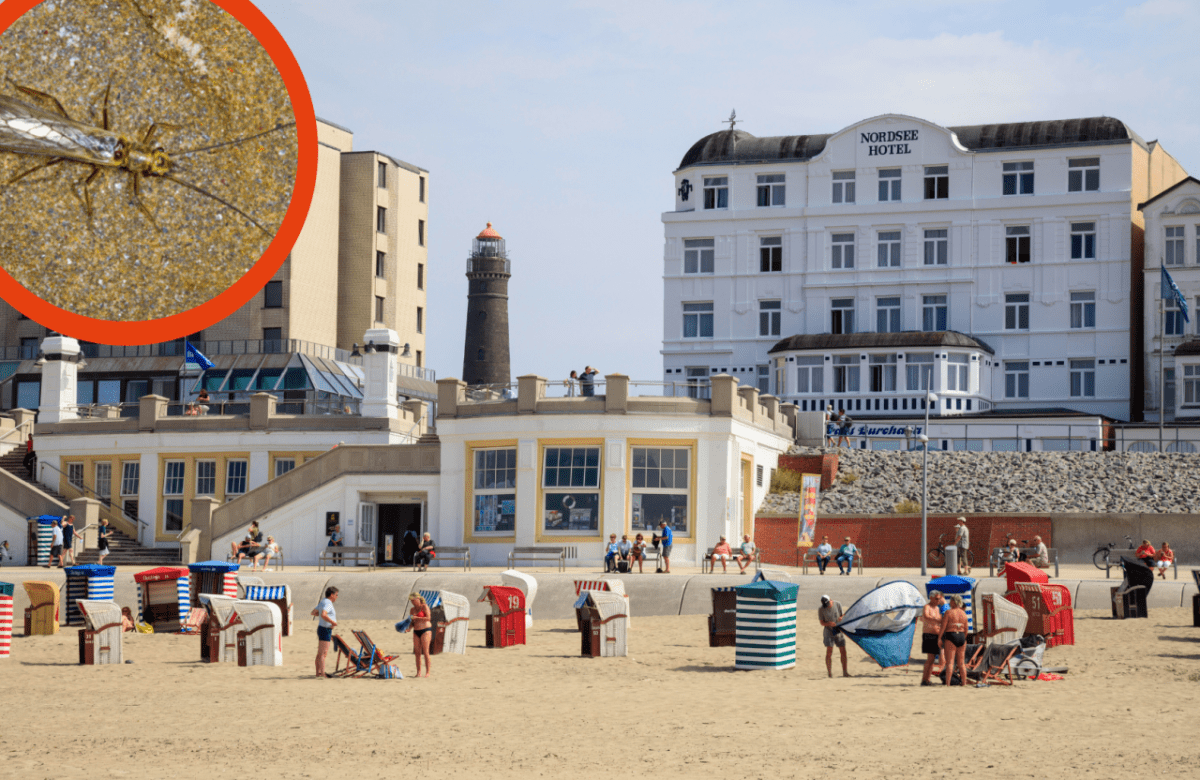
[0,118,434,411]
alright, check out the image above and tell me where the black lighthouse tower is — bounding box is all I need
[461,222,511,387]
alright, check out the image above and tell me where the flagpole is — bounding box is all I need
[1159,292,1165,451]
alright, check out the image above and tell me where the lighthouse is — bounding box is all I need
[461,222,511,387]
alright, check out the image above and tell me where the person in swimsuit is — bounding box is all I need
[920,590,945,686]
[940,594,969,686]
[406,592,433,677]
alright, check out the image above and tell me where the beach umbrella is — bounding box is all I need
[836,580,926,669]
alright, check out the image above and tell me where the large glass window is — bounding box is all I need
[1005,362,1030,399]
[924,165,948,199]
[876,296,900,333]
[922,295,947,332]
[95,462,111,504]
[946,354,969,392]
[543,447,600,533]
[759,236,782,272]
[225,460,248,499]
[878,168,901,201]
[831,233,855,269]
[1183,365,1200,407]
[1166,226,1185,266]
[833,355,859,393]
[703,177,728,210]
[757,174,785,207]
[877,231,900,267]
[869,354,897,392]
[67,462,84,490]
[1071,222,1096,260]
[831,171,855,203]
[1006,226,1031,264]
[1166,297,1185,336]
[631,447,690,535]
[759,300,781,337]
[683,302,714,338]
[1005,293,1030,330]
[473,448,516,534]
[795,356,824,393]
[1070,291,1096,329]
[1003,161,1034,195]
[684,239,714,274]
[196,461,216,495]
[923,229,948,265]
[121,462,140,496]
[831,298,855,335]
[906,353,933,391]
[1070,359,1096,397]
[1068,157,1100,192]
[163,460,185,533]
[274,458,295,478]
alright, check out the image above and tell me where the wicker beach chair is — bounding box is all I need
[573,579,627,630]
[242,585,293,637]
[76,599,123,665]
[22,581,59,636]
[235,575,265,598]
[976,592,1028,648]
[1015,582,1075,646]
[439,591,470,655]
[583,591,627,658]
[199,594,240,663]
[351,630,399,677]
[235,600,282,667]
[501,569,538,628]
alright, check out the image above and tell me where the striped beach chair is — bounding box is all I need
[235,600,282,667]
[64,565,116,626]
[733,579,798,670]
[30,516,57,567]
[926,576,976,632]
[77,600,123,665]
[189,561,239,607]
[242,585,293,637]
[23,581,60,636]
[134,567,191,631]
[235,575,265,597]
[501,570,538,628]
[199,594,240,663]
[0,582,13,658]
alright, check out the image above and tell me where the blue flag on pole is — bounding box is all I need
[1162,266,1190,324]
[184,340,214,370]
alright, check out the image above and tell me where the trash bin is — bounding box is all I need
[189,561,240,606]
[501,569,538,628]
[198,594,241,663]
[133,567,191,632]
[733,578,799,670]
[64,565,116,626]
[1002,562,1049,608]
[236,600,282,667]
[573,579,627,631]
[708,587,738,647]
[241,585,293,637]
[479,585,525,648]
[976,592,1028,648]
[575,591,628,657]
[926,576,977,632]
[0,581,13,658]
[22,581,60,636]
[76,600,123,665]
[1015,582,1075,646]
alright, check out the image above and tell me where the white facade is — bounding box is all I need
[663,113,1187,421]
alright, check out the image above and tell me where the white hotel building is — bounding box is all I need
[662,114,1187,426]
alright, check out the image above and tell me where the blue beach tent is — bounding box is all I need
[836,580,926,669]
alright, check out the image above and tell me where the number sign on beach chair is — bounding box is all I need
[1015,582,1075,646]
[501,570,538,628]
[76,600,123,665]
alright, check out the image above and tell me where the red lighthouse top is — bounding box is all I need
[476,222,502,240]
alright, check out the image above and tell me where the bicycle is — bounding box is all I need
[928,532,974,570]
[1092,535,1135,571]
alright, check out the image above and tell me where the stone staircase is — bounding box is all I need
[0,450,180,566]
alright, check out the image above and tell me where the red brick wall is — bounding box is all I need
[778,453,838,491]
[756,514,1053,568]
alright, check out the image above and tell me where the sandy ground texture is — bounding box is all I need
[0,0,297,320]
[1,607,1197,779]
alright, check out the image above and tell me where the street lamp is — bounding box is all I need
[920,380,938,577]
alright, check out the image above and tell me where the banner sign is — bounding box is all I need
[798,473,820,547]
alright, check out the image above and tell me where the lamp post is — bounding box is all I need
[920,378,938,576]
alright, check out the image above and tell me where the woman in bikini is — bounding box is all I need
[940,594,969,686]
[407,593,433,677]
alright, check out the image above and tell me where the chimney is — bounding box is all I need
[38,335,82,423]
[360,328,400,418]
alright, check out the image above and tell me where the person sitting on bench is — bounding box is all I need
[710,535,733,573]
[630,533,647,573]
[1155,542,1174,580]
[1028,536,1049,569]
[617,534,633,571]
[736,534,757,574]
[836,537,858,575]
[414,533,436,571]
[604,534,621,572]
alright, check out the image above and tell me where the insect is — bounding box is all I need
[0,81,292,238]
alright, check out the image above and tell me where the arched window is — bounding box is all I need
[477,348,486,361]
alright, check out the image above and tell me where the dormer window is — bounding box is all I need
[703,177,728,210]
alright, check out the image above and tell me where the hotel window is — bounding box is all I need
[631,447,690,534]
[1184,365,1200,406]
[876,296,900,333]
[831,233,855,269]
[757,174,785,207]
[685,367,710,399]
[830,298,855,335]
[760,236,782,272]
[378,161,387,188]
[120,462,140,496]
[263,328,282,353]
[196,460,216,496]
[878,168,901,201]
[1005,361,1030,398]
[419,176,426,202]
[1005,293,1030,330]
[418,219,425,246]
[877,231,901,267]
[375,251,386,278]
[773,358,786,397]
[225,460,248,499]
[1068,157,1099,192]
[1070,292,1096,329]
[869,354,897,392]
[907,353,934,391]
[19,337,38,360]
[274,458,295,478]
[759,300,781,337]
[1005,226,1031,264]
[757,365,770,394]
[924,165,948,200]
[1003,161,1034,195]
[67,462,83,490]
[832,355,860,393]
[1070,222,1096,260]
[417,262,424,289]
[831,171,856,203]
[1070,359,1095,397]
[684,238,715,274]
[263,280,283,308]
[417,306,424,334]
[703,177,728,210]
[923,229,948,266]
[922,295,948,332]
[376,206,386,233]
[375,296,385,323]
[163,460,185,533]
[1165,297,1185,336]
[795,356,824,393]
[682,302,713,338]
[543,447,600,533]
[1165,226,1185,266]
[946,354,969,392]
[473,448,516,534]
[95,463,111,504]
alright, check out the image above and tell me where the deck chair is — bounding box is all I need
[351,629,400,678]
[936,642,984,684]
[967,640,1020,686]
[331,634,371,677]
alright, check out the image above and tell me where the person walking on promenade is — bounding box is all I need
[954,518,971,575]
[940,595,969,686]
[49,518,64,568]
[97,519,111,564]
[654,520,673,573]
[312,586,339,679]
[22,434,35,477]
[61,515,76,566]
[920,591,945,686]
[818,595,850,678]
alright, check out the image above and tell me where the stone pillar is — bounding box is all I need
[605,374,628,414]
[37,335,81,424]
[9,408,35,429]
[71,497,101,549]
[361,328,400,419]
[760,394,779,423]
[437,378,465,418]
[710,374,738,416]
[250,392,276,429]
[191,496,220,558]
[178,528,202,565]
[737,385,761,421]
[138,395,167,431]
[780,403,799,438]
[517,375,545,414]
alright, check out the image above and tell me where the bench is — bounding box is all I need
[702,547,760,574]
[988,547,1059,578]
[802,548,864,575]
[507,546,565,571]
[225,550,285,571]
[417,546,471,571]
[318,545,376,571]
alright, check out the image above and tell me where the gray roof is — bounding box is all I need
[1174,339,1200,357]
[678,117,1145,170]
[767,330,995,355]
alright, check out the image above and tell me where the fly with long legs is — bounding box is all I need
[0,81,293,238]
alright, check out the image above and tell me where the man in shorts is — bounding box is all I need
[49,518,64,568]
[954,518,971,574]
[920,590,945,686]
[736,534,757,574]
[655,520,673,574]
[818,595,850,678]
[61,515,76,566]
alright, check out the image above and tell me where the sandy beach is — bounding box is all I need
[1,604,1196,779]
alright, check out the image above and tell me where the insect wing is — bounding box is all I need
[0,94,122,166]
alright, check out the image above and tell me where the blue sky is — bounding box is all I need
[255,0,1200,385]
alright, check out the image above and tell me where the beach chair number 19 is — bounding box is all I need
[508,595,521,610]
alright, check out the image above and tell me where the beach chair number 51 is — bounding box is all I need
[507,595,521,610]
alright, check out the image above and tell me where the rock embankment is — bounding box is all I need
[760,447,1200,515]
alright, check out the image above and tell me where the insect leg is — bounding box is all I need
[102,83,111,131]
[77,166,102,223]
[7,156,67,184]
[129,171,158,228]
[11,83,74,121]
[141,122,180,147]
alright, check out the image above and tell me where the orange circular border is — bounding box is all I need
[0,0,317,345]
